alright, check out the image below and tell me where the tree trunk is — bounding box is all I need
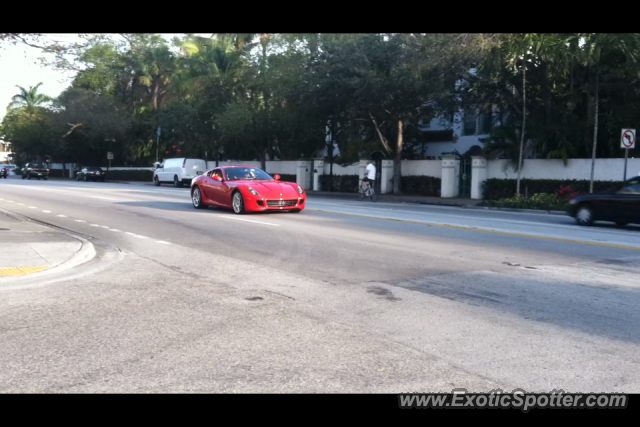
[393,119,403,193]
[516,66,526,196]
[589,70,599,193]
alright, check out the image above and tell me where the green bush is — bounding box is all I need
[481,192,568,211]
[482,178,623,201]
[105,169,154,181]
[319,174,359,192]
[400,176,441,196]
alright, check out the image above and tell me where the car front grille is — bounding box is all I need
[266,199,298,207]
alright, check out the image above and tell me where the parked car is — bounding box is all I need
[21,162,49,180]
[153,158,207,187]
[567,176,640,226]
[0,164,8,178]
[190,165,306,214]
[76,166,106,182]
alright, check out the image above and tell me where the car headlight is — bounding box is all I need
[297,185,304,194]
[248,187,261,196]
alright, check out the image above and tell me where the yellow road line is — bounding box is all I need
[307,209,640,251]
[0,266,49,277]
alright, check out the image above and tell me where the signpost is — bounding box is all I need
[621,128,636,181]
[156,127,161,163]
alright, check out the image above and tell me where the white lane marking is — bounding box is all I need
[125,232,147,238]
[155,240,171,244]
[57,215,67,218]
[0,198,3,200]
[16,203,24,205]
[42,210,51,213]
[221,216,281,226]
[101,225,109,228]
[90,196,120,201]
[6,200,13,203]
[90,224,101,227]
[110,229,120,232]
[75,220,86,223]
[29,206,37,209]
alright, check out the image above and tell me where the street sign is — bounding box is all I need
[157,127,161,136]
[621,128,636,149]
[107,152,114,160]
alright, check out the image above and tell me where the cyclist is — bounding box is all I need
[362,160,376,195]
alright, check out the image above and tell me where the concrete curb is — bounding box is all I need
[0,209,97,285]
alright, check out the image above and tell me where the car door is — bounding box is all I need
[201,169,224,205]
[617,178,640,224]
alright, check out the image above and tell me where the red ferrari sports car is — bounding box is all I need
[190,165,306,214]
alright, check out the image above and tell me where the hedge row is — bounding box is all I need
[482,178,624,201]
[400,176,442,196]
[105,169,155,181]
[319,175,360,192]
[269,173,296,183]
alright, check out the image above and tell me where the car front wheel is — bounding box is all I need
[192,186,206,209]
[232,191,245,214]
[575,205,594,226]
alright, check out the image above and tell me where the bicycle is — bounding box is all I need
[357,179,378,202]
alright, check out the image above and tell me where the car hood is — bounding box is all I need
[238,180,301,198]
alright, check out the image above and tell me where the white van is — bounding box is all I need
[153,158,207,187]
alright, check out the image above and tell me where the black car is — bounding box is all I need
[76,166,106,182]
[567,176,640,226]
[0,165,7,178]
[21,162,49,180]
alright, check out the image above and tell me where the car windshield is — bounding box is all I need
[86,167,102,171]
[224,167,273,181]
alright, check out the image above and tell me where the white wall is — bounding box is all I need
[487,158,640,181]
[323,163,360,176]
[401,160,442,178]
[422,135,487,158]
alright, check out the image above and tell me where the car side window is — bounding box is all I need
[213,170,223,180]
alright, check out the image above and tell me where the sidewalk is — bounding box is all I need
[0,209,83,280]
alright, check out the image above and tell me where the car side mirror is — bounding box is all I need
[274,174,280,180]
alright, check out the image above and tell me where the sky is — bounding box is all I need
[0,34,211,123]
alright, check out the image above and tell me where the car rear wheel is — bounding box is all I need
[173,175,182,188]
[83,175,87,182]
[575,205,594,226]
[232,191,245,214]
[192,186,206,209]
[154,176,160,186]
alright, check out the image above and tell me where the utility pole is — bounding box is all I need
[156,127,161,163]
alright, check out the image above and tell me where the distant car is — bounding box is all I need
[76,166,106,182]
[190,165,306,214]
[567,176,640,226]
[21,162,49,180]
[0,164,7,178]
[153,158,207,187]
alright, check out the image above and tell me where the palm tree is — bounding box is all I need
[573,33,640,192]
[8,82,52,111]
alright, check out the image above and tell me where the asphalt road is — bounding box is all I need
[1,176,640,393]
